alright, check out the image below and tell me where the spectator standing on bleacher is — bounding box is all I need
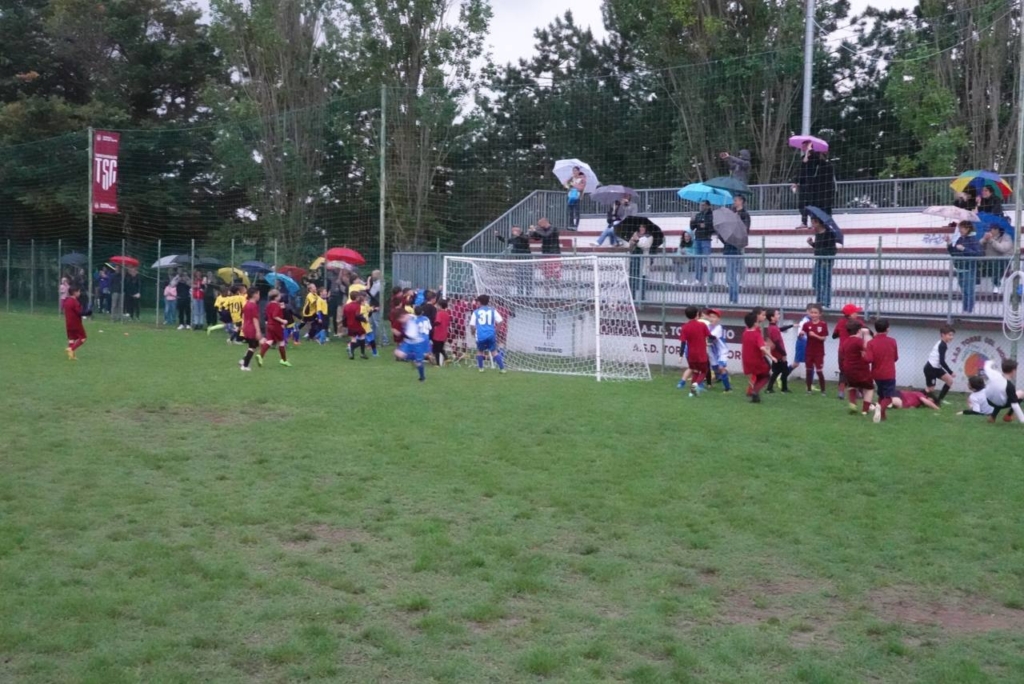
[564,166,587,230]
[691,200,715,283]
[718,149,751,185]
[724,195,751,304]
[791,144,834,227]
[980,224,1012,294]
[807,215,837,308]
[495,225,531,255]
[946,221,982,313]
[529,218,561,255]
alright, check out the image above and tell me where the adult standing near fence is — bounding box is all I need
[718,149,751,185]
[946,221,982,313]
[367,269,389,346]
[807,215,837,308]
[97,267,112,314]
[109,266,122,317]
[124,266,141,320]
[690,200,715,283]
[723,195,751,304]
[174,270,191,329]
[529,218,561,282]
[565,166,587,230]
[191,270,207,330]
[494,226,530,255]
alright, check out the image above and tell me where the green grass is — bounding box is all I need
[3,311,1024,682]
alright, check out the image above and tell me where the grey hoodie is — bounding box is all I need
[726,149,751,185]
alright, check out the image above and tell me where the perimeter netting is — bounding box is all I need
[443,256,651,381]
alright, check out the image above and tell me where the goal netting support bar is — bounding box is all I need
[442,256,651,381]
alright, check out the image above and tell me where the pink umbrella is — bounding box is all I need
[788,135,829,153]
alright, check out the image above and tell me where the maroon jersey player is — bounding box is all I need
[801,303,828,394]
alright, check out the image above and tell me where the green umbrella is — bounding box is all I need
[705,175,751,196]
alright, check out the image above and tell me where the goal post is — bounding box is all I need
[442,255,651,381]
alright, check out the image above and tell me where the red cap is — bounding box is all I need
[841,303,864,316]
[705,308,723,317]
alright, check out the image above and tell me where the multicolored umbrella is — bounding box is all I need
[677,183,733,206]
[324,247,366,266]
[950,170,1012,200]
[151,255,188,269]
[788,135,829,153]
[310,257,325,271]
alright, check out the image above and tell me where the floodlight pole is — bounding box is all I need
[801,0,816,135]
[1011,14,1024,363]
[379,85,387,283]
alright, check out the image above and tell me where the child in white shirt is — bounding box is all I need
[957,375,992,416]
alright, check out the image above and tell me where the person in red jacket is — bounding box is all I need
[839,319,875,415]
[679,306,711,397]
[742,311,773,403]
[342,291,369,360]
[62,284,89,360]
[832,303,868,400]
[258,289,292,367]
[765,308,792,393]
[801,303,828,394]
[865,318,899,422]
[239,287,262,371]
[432,298,452,366]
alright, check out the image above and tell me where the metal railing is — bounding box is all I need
[394,251,1012,323]
[462,175,1019,253]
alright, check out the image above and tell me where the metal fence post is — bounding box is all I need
[946,261,955,324]
[155,238,161,325]
[759,237,767,307]
[274,238,278,268]
[30,239,35,314]
[57,238,62,312]
[780,256,787,317]
[5,239,9,312]
[120,237,126,323]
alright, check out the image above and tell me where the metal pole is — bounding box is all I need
[230,238,235,275]
[379,85,387,283]
[30,239,35,314]
[120,237,125,322]
[323,237,328,288]
[874,237,882,317]
[1010,16,1024,362]
[190,238,196,328]
[759,237,766,306]
[156,238,161,326]
[800,0,816,135]
[57,238,62,312]
[5,239,9,312]
[87,128,94,309]
[593,257,602,382]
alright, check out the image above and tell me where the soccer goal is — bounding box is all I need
[442,256,651,381]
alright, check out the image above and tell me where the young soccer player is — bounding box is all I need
[432,298,452,366]
[704,308,732,392]
[790,305,813,375]
[958,375,992,417]
[983,359,1024,423]
[839,320,875,415]
[207,286,235,342]
[889,390,940,411]
[239,287,262,371]
[865,318,899,423]
[342,291,368,359]
[801,303,828,394]
[924,326,956,403]
[765,309,791,393]
[680,306,710,396]
[741,311,773,403]
[300,282,318,341]
[469,294,506,373]
[394,308,429,381]
[259,289,292,367]
[832,303,866,400]
[62,284,89,360]
[360,294,378,358]
[227,285,245,343]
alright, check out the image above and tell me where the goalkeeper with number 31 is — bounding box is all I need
[469,295,506,373]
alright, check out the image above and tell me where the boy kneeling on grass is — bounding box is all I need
[983,359,1024,424]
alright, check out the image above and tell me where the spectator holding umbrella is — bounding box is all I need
[806,210,838,308]
[690,200,715,283]
[954,187,978,212]
[725,194,751,303]
[565,166,587,229]
[978,186,1004,217]
[596,199,628,246]
[791,142,824,228]
[718,149,751,185]
[124,266,141,319]
[945,221,982,313]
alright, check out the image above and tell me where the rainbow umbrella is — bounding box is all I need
[950,170,1012,200]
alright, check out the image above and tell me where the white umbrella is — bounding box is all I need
[552,159,599,192]
[922,206,977,222]
[152,254,188,269]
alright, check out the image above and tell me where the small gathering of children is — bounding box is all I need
[676,300,1024,424]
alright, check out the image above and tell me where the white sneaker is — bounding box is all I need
[994,287,1001,295]
[177,325,184,330]
[873,404,882,424]
[239,366,251,372]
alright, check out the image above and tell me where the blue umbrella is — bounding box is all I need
[265,272,299,296]
[240,260,271,273]
[677,183,733,206]
[975,212,1015,239]
[806,206,844,245]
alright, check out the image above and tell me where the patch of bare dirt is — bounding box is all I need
[869,587,1024,635]
[282,524,368,549]
[715,577,844,650]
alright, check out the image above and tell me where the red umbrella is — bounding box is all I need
[324,247,365,266]
[278,265,307,280]
[110,255,139,268]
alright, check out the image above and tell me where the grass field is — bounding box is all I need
[2,311,1024,683]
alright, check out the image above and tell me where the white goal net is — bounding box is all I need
[442,256,651,381]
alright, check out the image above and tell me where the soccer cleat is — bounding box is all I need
[207,327,212,336]
[500,369,507,374]
[848,403,859,415]
[361,355,368,360]
[478,367,485,373]
[240,365,251,372]
[676,379,686,389]
[751,394,761,403]
[873,405,882,423]
[688,392,695,398]
[255,354,263,367]
[279,360,292,367]
[1004,413,1014,423]
[65,347,73,360]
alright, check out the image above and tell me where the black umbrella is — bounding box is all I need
[60,252,87,266]
[705,175,751,196]
[193,256,223,270]
[617,215,665,251]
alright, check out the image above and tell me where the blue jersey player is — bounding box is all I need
[469,294,506,373]
[394,306,431,381]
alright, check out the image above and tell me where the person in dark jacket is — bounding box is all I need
[596,200,627,246]
[718,149,751,185]
[123,267,141,319]
[806,216,838,307]
[495,225,531,255]
[528,218,561,254]
[690,201,715,283]
[791,144,833,227]
[954,187,977,212]
[946,220,983,313]
[174,271,191,328]
[977,186,1004,217]
[724,195,751,304]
